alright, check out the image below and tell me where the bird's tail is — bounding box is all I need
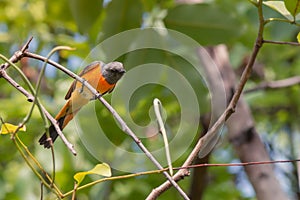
[39,100,77,148]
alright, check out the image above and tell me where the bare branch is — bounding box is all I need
[153,98,173,176]
[0,70,77,155]
[0,40,77,156]
[22,50,189,199]
[245,76,300,93]
[146,1,265,199]
[63,158,300,198]
[0,37,32,71]
[263,39,300,46]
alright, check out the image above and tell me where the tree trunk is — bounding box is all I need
[203,45,289,200]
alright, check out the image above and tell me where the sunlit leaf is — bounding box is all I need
[74,163,111,185]
[284,0,300,17]
[263,1,293,21]
[0,123,26,135]
[297,32,300,43]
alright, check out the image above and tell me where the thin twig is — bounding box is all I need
[35,46,75,184]
[0,66,77,155]
[0,55,42,134]
[24,51,81,81]
[16,135,63,197]
[176,159,300,170]
[0,72,65,198]
[264,18,300,26]
[22,52,189,199]
[263,39,300,46]
[0,37,32,70]
[153,98,173,176]
[0,39,77,155]
[0,119,59,196]
[40,182,43,200]
[245,76,300,93]
[71,182,78,200]
[146,0,265,199]
[97,96,190,199]
[62,158,300,198]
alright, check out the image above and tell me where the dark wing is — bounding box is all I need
[64,61,103,100]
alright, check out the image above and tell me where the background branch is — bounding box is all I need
[2,0,300,199]
[0,50,77,155]
[3,44,190,199]
[245,76,300,93]
[263,39,300,46]
[0,37,32,70]
[146,1,265,199]
[63,158,300,198]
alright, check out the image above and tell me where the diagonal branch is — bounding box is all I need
[22,52,189,199]
[146,0,265,199]
[245,76,300,93]
[0,70,77,155]
[0,40,77,155]
[0,37,32,70]
[1,42,190,198]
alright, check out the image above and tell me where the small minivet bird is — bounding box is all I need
[39,61,125,148]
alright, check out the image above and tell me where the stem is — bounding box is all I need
[23,51,190,199]
[146,0,266,198]
[153,98,173,176]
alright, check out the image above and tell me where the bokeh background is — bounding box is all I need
[1,0,300,199]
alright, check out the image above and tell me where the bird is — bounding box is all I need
[39,61,125,148]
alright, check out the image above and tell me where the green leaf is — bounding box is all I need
[164,4,244,45]
[74,163,112,185]
[297,32,300,43]
[284,0,300,17]
[0,123,26,135]
[263,1,293,21]
[69,0,103,33]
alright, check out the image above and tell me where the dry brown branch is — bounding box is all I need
[0,42,189,199]
[146,1,265,199]
[245,76,300,93]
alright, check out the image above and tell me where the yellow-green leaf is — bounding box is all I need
[284,0,300,17]
[74,163,112,185]
[264,1,293,21]
[0,123,26,135]
[297,32,300,43]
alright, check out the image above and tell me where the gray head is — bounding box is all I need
[102,61,126,84]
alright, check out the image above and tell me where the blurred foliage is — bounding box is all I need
[1,0,300,199]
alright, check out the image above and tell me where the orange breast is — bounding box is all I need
[97,76,115,94]
[80,64,115,94]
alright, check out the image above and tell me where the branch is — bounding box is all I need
[153,98,173,176]
[263,39,300,46]
[245,76,300,93]
[2,42,189,197]
[146,0,265,199]
[24,51,81,81]
[0,46,77,156]
[22,52,189,199]
[0,70,77,156]
[63,158,300,198]
[97,95,190,199]
[0,37,32,70]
